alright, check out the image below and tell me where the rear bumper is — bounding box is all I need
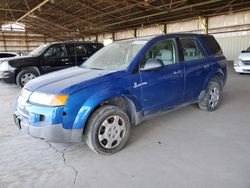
[0,70,15,83]
[14,110,83,143]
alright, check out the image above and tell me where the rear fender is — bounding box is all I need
[202,69,224,91]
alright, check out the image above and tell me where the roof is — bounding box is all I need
[1,0,250,40]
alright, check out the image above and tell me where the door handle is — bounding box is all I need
[61,58,69,62]
[204,64,210,69]
[133,82,148,88]
[173,70,182,75]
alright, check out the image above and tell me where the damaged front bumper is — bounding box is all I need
[14,97,83,143]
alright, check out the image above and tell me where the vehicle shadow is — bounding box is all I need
[128,105,197,147]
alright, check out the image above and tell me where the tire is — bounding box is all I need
[84,105,131,155]
[16,68,39,88]
[198,80,222,112]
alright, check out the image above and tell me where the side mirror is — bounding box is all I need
[140,58,164,71]
[241,50,246,53]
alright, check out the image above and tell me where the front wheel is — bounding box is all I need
[16,68,39,88]
[198,80,222,111]
[84,105,131,155]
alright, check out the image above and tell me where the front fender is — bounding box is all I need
[72,88,140,129]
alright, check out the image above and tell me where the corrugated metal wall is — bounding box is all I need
[0,31,56,55]
[215,35,250,61]
[86,10,250,61]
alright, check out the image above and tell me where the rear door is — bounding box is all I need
[68,44,89,66]
[42,44,71,73]
[179,37,212,102]
[139,38,184,115]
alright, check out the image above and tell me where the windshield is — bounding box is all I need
[246,47,250,52]
[29,44,50,56]
[81,40,148,70]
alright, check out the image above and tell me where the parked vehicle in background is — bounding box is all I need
[234,47,250,74]
[0,52,19,59]
[0,41,103,87]
[14,34,227,154]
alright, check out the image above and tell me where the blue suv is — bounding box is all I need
[14,34,227,154]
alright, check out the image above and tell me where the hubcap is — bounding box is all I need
[98,115,126,149]
[208,87,220,108]
[20,73,36,85]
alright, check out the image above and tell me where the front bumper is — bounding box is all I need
[0,70,15,83]
[234,65,250,73]
[14,114,83,142]
[14,102,83,143]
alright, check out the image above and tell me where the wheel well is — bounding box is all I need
[211,73,224,88]
[82,97,139,134]
[15,66,40,83]
[101,97,138,126]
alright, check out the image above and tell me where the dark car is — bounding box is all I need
[0,52,19,58]
[14,34,227,154]
[0,41,103,87]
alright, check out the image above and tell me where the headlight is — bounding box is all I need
[29,92,69,106]
[0,61,15,71]
[234,59,242,66]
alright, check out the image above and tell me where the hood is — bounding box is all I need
[0,55,32,62]
[2,55,37,67]
[238,52,250,61]
[24,66,125,94]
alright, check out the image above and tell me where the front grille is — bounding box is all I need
[242,60,250,65]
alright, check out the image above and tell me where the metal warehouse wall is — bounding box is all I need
[0,31,56,55]
[215,35,250,61]
[86,10,250,61]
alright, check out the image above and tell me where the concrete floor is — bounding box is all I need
[0,66,250,188]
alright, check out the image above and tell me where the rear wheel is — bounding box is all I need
[16,68,39,88]
[84,105,130,155]
[198,80,222,111]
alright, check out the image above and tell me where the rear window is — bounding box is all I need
[202,35,223,56]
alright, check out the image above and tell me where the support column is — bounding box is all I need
[134,29,137,38]
[44,34,47,43]
[204,17,208,35]
[25,31,29,52]
[2,32,7,52]
[164,23,167,34]
[199,16,209,35]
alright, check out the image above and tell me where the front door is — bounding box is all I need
[139,38,184,115]
[42,44,71,73]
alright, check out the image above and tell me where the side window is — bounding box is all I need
[44,45,67,57]
[75,45,86,56]
[202,35,223,56]
[179,38,205,61]
[144,39,179,66]
[68,44,87,56]
[90,43,103,52]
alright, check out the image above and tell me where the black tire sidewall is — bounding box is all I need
[16,69,39,88]
[85,105,131,155]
